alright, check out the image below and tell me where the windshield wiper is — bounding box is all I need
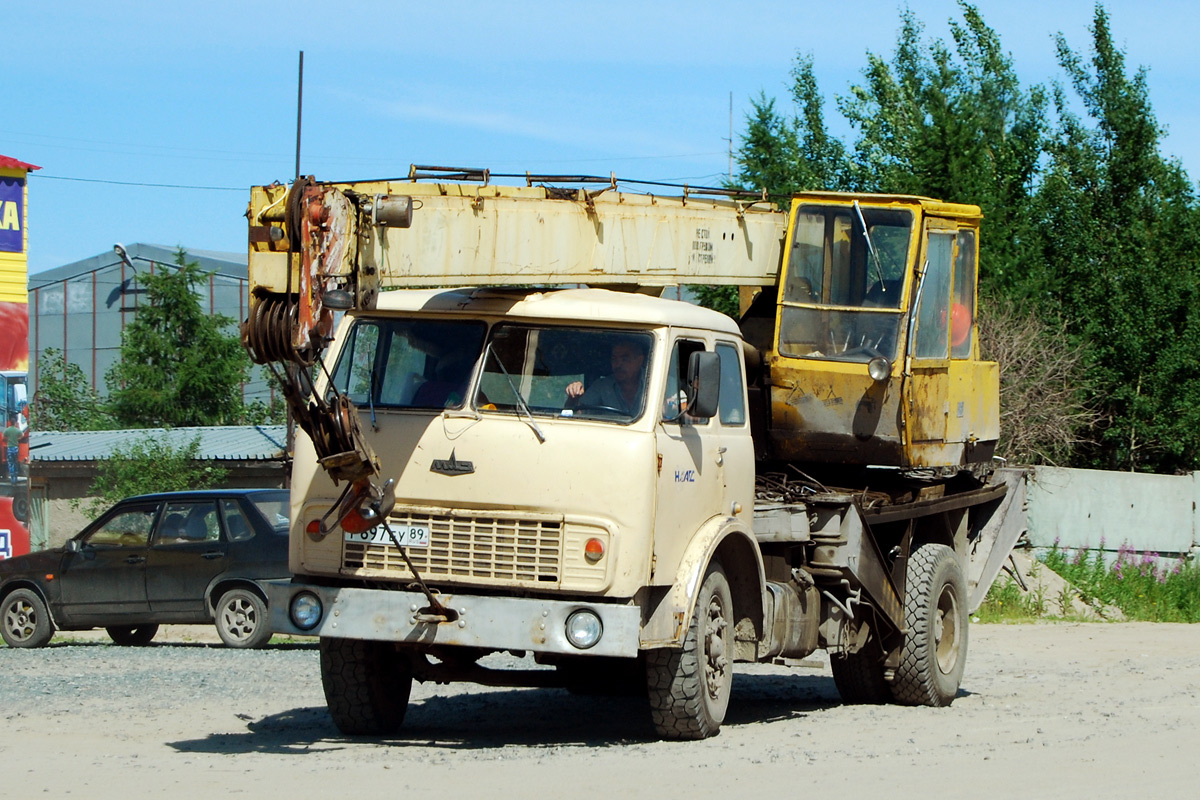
[854,200,888,295]
[482,342,546,443]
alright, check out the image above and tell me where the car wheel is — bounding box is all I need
[215,588,272,649]
[106,624,159,646]
[2,588,56,648]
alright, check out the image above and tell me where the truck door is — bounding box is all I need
[907,221,993,465]
[652,335,724,584]
[906,222,954,462]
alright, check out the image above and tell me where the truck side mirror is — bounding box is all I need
[686,351,721,420]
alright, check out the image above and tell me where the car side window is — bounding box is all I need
[220,500,255,542]
[154,501,220,546]
[85,504,159,548]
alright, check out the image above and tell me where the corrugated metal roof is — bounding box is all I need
[30,426,287,463]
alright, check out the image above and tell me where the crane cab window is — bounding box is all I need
[779,204,912,364]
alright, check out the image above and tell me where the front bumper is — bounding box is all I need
[265,580,642,658]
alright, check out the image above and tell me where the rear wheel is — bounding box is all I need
[645,561,734,740]
[215,588,272,649]
[830,638,890,704]
[320,637,413,736]
[2,588,55,648]
[106,624,159,646]
[891,543,968,706]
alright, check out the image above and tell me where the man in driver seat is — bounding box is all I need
[564,338,647,415]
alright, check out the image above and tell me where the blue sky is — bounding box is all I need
[5,1,1197,274]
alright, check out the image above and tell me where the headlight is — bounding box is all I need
[289,592,323,631]
[867,355,892,382]
[565,609,603,649]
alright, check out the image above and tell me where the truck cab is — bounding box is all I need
[279,286,761,660]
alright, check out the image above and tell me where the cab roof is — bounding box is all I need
[365,287,743,336]
[793,191,982,221]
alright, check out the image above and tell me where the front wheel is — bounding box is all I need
[2,588,55,648]
[321,637,413,736]
[215,588,273,649]
[106,624,159,646]
[891,543,968,706]
[645,561,734,740]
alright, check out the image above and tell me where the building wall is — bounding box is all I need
[0,165,31,372]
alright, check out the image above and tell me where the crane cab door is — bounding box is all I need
[905,219,996,467]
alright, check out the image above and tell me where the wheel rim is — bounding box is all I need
[221,596,258,641]
[4,599,36,642]
[703,594,730,700]
[934,582,960,674]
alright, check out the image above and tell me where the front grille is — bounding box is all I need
[343,509,563,587]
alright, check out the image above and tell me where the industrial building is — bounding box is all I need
[27,243,273,404]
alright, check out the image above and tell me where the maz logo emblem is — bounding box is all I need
[431,450,475,476]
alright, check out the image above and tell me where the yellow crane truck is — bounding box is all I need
[243,168,1019,739]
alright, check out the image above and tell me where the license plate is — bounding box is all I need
[344,524,431,548]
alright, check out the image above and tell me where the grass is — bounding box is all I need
[1042,542,1200,622]
[976,542,1200,623]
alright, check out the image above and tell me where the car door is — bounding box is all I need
[145,499,227,617]
[57,502,160,621]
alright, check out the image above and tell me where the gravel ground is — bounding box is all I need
[2,622,1198,798]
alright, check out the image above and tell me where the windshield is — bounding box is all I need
[779,205,912,363]
[327,318,488,410]
[476,325,654,424]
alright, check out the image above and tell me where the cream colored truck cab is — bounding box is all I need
[267,287,784,738]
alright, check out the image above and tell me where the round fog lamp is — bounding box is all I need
[290,592,323,631]
[565,609,603,649]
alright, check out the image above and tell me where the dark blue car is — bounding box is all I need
[0,489,291,649]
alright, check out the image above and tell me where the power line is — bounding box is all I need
[31,174,244,192]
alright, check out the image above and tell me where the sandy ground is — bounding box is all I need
[2,622,1198,799]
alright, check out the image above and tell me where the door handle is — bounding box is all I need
[202,552,225,560]
[124,555,146,564]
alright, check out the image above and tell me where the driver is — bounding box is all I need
[564,338,647,415]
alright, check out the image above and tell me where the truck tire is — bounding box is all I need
[1,588,55,648]
[320,637,412,736]
[106,624,159,646]
[645,561,734,740]
[215,588,273,649]
[891,543,968,706]
[830,640,890,704]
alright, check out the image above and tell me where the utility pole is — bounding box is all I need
[728,91,733,182]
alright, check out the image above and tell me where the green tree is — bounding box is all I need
[84,434,227,516]
[1034,6,1200,472]
[837,3,1048,297]
[31,347,113,431]
[734,55,850,200]
[106,248,252,428]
